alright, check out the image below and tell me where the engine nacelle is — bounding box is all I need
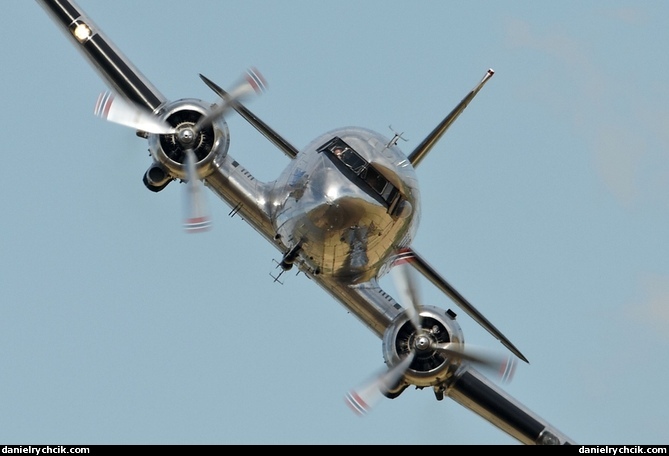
[144,98,230,186]
[382,306,465,393]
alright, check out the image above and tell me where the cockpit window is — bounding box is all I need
[318,137,401,214]
[333,145,366,174]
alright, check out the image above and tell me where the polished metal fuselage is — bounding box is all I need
[271,127,420,282]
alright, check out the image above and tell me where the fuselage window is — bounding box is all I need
[318,137,401,214]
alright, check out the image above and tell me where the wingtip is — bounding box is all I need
[501,337,529,364]
[199,73,226,96]
[511,346,529,364]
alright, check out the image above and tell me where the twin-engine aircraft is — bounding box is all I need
[37,0,574,445]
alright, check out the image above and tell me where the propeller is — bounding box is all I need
[93,68,267,233]
[345,260,516,415]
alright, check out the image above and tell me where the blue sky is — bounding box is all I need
[1,0,668,445]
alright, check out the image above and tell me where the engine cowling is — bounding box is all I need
[143,98,230,191]
[381,306,465,395]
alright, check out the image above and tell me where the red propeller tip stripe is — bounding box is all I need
[344,391,370,416]
[498,356,517,383]
[184,217,212,233]
[94,91,114,119]
[245,67,267,94]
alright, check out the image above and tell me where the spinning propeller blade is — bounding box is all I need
[432,342,516,383]
[94,91,174,134]
[391,260,423,331]
[345,353,415,416]
[182,147,212,233]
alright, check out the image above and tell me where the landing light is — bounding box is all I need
[71,22,92,43]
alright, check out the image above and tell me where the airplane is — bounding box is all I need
[36,0,574,445]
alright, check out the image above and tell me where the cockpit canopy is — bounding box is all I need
[318,136,402,216]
